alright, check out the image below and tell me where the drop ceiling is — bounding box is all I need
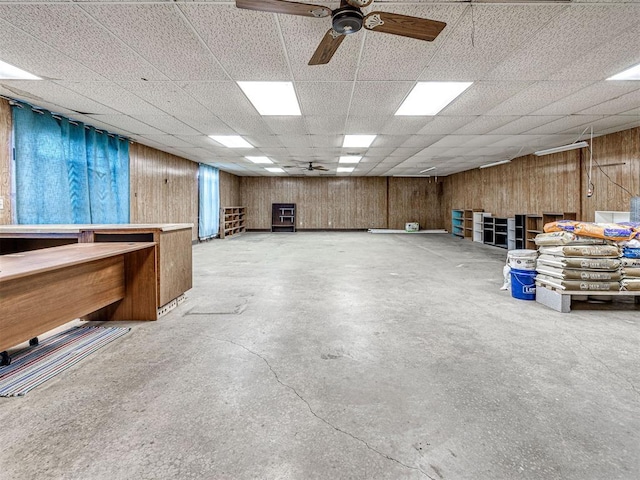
[0,0,638,177]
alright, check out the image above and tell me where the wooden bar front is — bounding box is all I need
[0,242,157,352]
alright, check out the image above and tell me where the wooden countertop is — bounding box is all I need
[0,223,193,234]
[0,242,156,281]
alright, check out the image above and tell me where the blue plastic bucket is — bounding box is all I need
[510,268,536,300]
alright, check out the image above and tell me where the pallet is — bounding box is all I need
[535,282,640,313]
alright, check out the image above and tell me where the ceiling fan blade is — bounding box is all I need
[363,12,446,42]
[309,29,346,65]
[236,0,331,18]
[313,165,329,171]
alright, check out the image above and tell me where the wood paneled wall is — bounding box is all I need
[0,98,11,225]
[581,127,640,221]
[444,127,640,227]
[219,170,241,208]
[388,177,444,229]
[129,143,199,241]
[240,176,442,230]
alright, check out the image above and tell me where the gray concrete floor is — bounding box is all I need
[1,232,639,480]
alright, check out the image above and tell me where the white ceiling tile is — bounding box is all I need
[0,5,167,81]
[83,4,228,81]
[442,82,532,116]
[223,115,273,136]
[417,116,473,134]
[532,82,640,116]
[173,115,235,136]
[296,82,354,116]
[306,116,349,135]
[117,81,212,117]
[524,115,606,135]
[178,81,261,117]
[577,88,640,115]
[485,5,640,82]
[486,81,593,116]
[453,115,518,135]
[130,115,201,135]
[423,5,565,81]
[349,81,414,116]
[87,114,165,135]
[400,135,446,149]
[0,20,105,81]
[263,117,309,135]
[488,116,563,135]
[381,117,433,135]
[180,4,290,80]
[358,4,466,81]
[0,80,118,114]
[56,81,165,115]
[345,116,388,134]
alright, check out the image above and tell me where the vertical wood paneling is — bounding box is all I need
[355,177,388,229]
[0,99,12,225]
[219,170,241,207]
[129,143,199,241]
[443,127,639,229]
[388,177,443,229]
[581,127,640,221]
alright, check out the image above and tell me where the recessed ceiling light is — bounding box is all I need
[337,167,355,173]
[246,156,273,164]
[0,59,40,80]
[209,135,253,148]
[607,62,640,80]
[237,81,301,116]
[343,135,376,148]
[339,156,362,163]
[265,167,285,173]
[395,82,473,116]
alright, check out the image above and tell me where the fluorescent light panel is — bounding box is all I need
[0,59,40,79]
[245,156,272,164]
[343,135,376,148]
[419,167,436,173]
[607,62,640,80]
[479,159,511,169]
[339,156,362,164]
[209,135,253,148]
[265,167,285,173]
[237,81,301,116]
[337,167,354,173]
[534,141,588,156]
[395,82,473,116]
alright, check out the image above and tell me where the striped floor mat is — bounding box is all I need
[0,326,130,397]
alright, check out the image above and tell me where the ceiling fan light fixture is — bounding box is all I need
[332,6,364,35]
[396,82,473,116]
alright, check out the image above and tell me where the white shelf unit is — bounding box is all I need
[594,211,630,223]
[473,212,491,243]
[507,217,516,250]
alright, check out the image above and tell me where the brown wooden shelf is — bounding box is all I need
[220,206,246,239]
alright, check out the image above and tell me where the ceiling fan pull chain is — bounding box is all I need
[365,14,384,30]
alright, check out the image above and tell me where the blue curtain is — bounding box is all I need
[13,104,129,224]
[198,164,220,239]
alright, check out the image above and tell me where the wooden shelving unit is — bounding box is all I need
[272,203,296,232]
[525,214,543,250]
[220,206,246,239]
[452,209,464,238]
[464,209,482,240]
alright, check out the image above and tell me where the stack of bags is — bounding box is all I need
[534,231,621,292]
[534,220,640,293]
[621,240,640,292]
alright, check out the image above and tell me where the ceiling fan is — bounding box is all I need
[236,0,447,65]
[284,161,330,171]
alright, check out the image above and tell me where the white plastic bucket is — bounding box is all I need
[507,249,537,271]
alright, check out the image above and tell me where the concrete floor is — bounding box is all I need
[1,232,639,480]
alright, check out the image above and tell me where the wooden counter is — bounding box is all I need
[0,223,193,308]
[0,242,157,352]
